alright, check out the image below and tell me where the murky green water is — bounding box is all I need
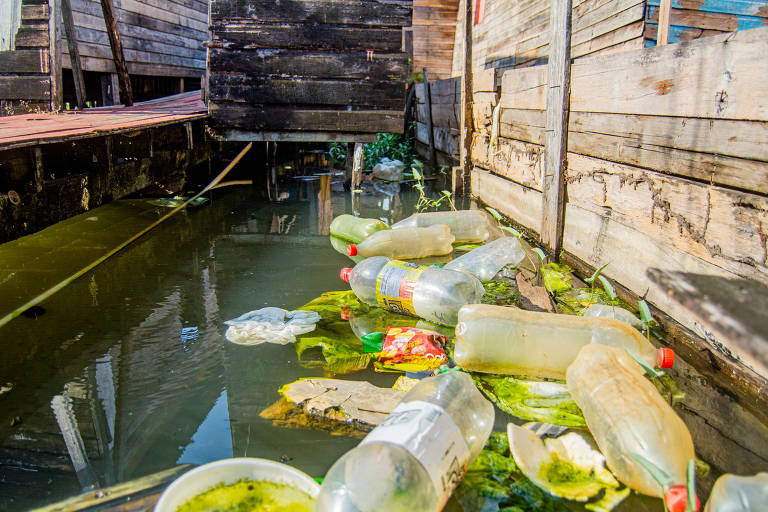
[0,174,477,509]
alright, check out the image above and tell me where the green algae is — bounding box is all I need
[540,263,573,294]
[176,479,315,512]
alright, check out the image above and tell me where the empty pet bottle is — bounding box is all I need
[340,256,485,326]
[392,210,494,243]
[316,371,494,512]
[581,303,643,327]
[566,344,696,501]
[705,472,768,512]
[330,214,389,243]
[454,303,673,379]
[347,224,455,259]
[444,236,526,281]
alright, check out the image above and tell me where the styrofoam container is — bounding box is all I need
[153,457,320,511]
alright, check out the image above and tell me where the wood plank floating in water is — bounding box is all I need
[208,0,412,140]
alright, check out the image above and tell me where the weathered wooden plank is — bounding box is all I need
[541,0,573,254]
[209,103,403,133]
[100,0,134,105]
[415,121,457,156]
[472,68,498,93]
[0,49,49,73]
[208,75,405,109]
[566,153,768,282]
[207,49,408,81]
[210,0,413,26]
[210,21,404,51]
[471,91,498,132]
[647,6,752,32]
[64,40,204,69]
[423,68,437,165]
[458,0,472,194]
[571,20,644,58]
[14,26,49,48]
[417,101,459,129]
[118,0,208,32]
[212,129,378,143]
[575,34,645,59]
[644,22,729,43]
[0,77,51,100]
[471,167,543,234]
[21,4,50,20]
[62,0,87,109]
[647,0,768,17]
[471,132,544,191]
[66,23,205,61]
[500,65,547,109]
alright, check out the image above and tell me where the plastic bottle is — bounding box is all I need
[330,234,365,263]
[330,214,389,243]
[348,309,455,341]
[705,472,768,512]
[340,256,485,326]
[444,236,526,281]
[316,371,494,512]
[581,303,642,327]
[566,344,696,501]
[347,224,455,259]
[454,303,674,379]
[391,210,494,243]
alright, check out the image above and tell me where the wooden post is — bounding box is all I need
[344,142,354,190]
[541,0,572,256]
[60,0,86,109]
[33,147,44,193]
[49,0,63,111]
[402,83,416,136]
[657,0,672,46]
[458,0,473,195]
[423,68,437,168]
[99,0,133,106]
[352,142,364,190]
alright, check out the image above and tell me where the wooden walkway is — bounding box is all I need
[0,92,207,151]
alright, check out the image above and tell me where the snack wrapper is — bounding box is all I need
[376,326,448,372]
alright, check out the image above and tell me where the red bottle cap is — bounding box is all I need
[340,308,350,321]
[339,268,353,282]
[347,244,358,256]
[657,348,675,368]
[664,485,700,512]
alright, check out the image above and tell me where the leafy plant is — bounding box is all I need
[411,161,456,212]
[327,142,347,165]
[364,132,413,169]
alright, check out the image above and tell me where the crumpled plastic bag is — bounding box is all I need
[224,307,321,345]
[375,326,448,372]
[372,158,405,181]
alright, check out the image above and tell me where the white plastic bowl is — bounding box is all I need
[153,457,320,512]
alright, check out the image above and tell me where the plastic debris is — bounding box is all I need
[346,224,454,259]
[445,236,527,281]
[330,214,389,244]
[224,307,320,345]
[392,210,495,243]
[581,304,643,327]
[705,472,768,512]
[371,158,405,181]
[373,327,448,372]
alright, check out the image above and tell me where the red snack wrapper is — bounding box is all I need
[377,326,448,372]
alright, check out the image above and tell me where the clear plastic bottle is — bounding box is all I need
[348,309,455,341]
[347,224,455,259]
[340,257,485,326]
[705,472,768,512]
[392,210,494,243]
[566,344,696,500]
[330,234,365,263]
[330,214,389,243]
[581,303,642,327]
[444,236,526,281]
[316,371,494,512]
[454,303,674,379]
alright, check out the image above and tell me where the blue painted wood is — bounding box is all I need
[646,0,768,17]
[646,5,766,30]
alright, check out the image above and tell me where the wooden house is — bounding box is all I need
[413,0,768,495]
[206,0,414,142]
[0,0,207,114]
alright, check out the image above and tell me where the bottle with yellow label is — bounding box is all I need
[347,224,455,259]
[340,256,485,326]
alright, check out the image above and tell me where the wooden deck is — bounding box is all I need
[0,92,207,151]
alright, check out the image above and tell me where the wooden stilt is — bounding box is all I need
[352,142,364,190]
[99,0,133,106]
[423,68,436,168]
[458,0,473,195]
[61,0,86,109]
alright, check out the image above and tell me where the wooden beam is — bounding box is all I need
[61,0,86,109]
[99,0,133,106]
[657,0,672,46]
[50,0,63,111]
[458,0,473,195]
[352,142,364,190]
[541,0,573,256]
[423,68,437,167]
[403,82,416,136]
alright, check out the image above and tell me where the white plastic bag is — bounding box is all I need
[224,307,321,345]
[372,158,405,181]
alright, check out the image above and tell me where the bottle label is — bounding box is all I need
[361,400,471,508]
[375,260,425,317]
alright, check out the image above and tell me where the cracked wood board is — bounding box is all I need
[279,378,405,427]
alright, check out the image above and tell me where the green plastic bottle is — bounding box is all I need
[330,214,389,243]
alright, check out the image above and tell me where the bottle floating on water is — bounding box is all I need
[444,236,526,281]
[392,210,494,243]
[705,472,768,512]
[566,344,696,501]
[340,256,485,326]
[454,303,674,380]
[316,371,494,512]
[330,214,389,243]
[347,224,455,259]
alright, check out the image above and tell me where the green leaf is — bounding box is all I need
[638,299,654,324]
[584,262,610,284]
[455,243,482,252]
[411,167,422,180]
[629,453,675,488]
[441,190,452,197]
[486,206,503,221]
[687,459,697,512]
[500,225,522,238]
[541,263,574,294]
[533,248,547,262]
[597,275,617,299]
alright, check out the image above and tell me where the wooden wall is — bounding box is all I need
[0,0,52,114]
[644,0,768,45]
[412,0,459,80]
[452,0,647,74]
[413,77,460,165]
[208,0,412,140]
[63,0,207,77]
